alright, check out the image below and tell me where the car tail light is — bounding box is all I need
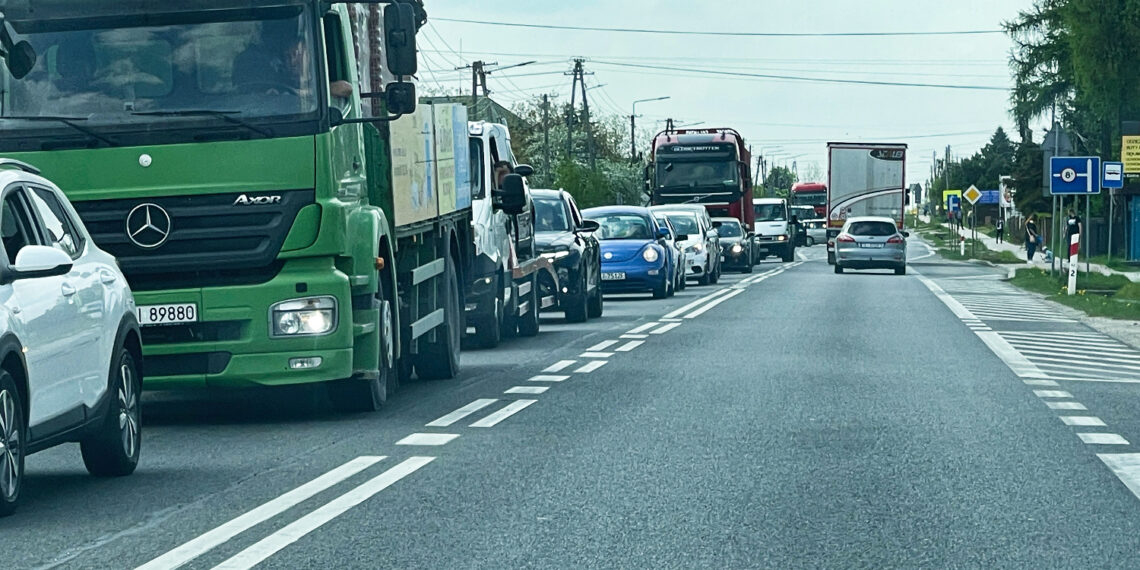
[887,235,904,244]
[837,234,855,243]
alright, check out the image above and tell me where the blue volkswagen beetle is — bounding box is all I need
[581,205,676,299]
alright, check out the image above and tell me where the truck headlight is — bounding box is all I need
[271,296,337,337]
[778,234,788,241]
[731,244,743,253]
[642,247,660,263]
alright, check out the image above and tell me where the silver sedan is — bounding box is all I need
[833,216,909,275]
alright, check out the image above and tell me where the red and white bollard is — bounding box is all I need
[1067,233,1080,295]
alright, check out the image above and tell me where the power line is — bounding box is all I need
[592,61,1008,91]
[433,17,1003,37]
[419,49,1008,67]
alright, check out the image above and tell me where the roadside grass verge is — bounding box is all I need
[1009,268,1140,321]
[1086,255,1140,273]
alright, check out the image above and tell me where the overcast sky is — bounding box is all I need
[421,0,1035,188]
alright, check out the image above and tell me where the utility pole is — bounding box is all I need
[457,60,492,121]
[631,96,670,163]
[581,73,595,170]
[565,59,582,159]
[542,94,551,186]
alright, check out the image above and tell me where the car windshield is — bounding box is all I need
[0,6,319,148]
[661,213,700,235]
[592,213,654,240]
[534,198,572,233]
[847,221,898,236]
[656,161,738,188]
[754,203,787,222]
[716,222,742,237]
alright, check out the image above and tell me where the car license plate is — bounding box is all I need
[859,243,884,249]
[138,303,198,326]
[601,272,626,281]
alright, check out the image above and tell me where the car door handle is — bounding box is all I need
[61,283,77,296]
[100,270,117,284]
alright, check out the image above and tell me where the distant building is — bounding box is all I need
[421,95,530,131]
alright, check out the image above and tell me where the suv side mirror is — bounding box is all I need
[577,219,600,233]
[383,3,418,77]
[497,173,527,215]
[386,82,417,116]
[514,164,535,177]
[11,246,72,280]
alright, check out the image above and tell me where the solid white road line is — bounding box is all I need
[627,322,661,334]
[426,399,498,428]
[651,322,683,335]
[136,456,384,570]
[660,318,683,322]
[916,274,977,321]
[579,351,613,358]
[1005,338,1139,354]
[1022,354,1140,372]
[1017,347,1140,365]
[575,360,608,374]
[543,360,577,373]
[506,386,549,395]
[615,340,644,352]
[1099,454,1140,501]
[396,433,458,446]
[1023,379,1060,387]
[684,289,745,319]
[587,340,619,352]
[1046,401,1088,410]
[211,457,434,570]
[621,334,648,339]
[1060,416,1107,427]
[528,375,569,383]
[1079,433,1129,445]
[663,288,734,319]
[470,400,537,428]
[976,332,1049,379]
[1034,390,1073,398]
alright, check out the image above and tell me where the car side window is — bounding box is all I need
[1,189,40,266]
[27,187,82,258]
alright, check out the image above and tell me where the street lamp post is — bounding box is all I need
[631,96,670,162]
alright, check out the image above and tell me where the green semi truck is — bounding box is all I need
[0,0,477,412]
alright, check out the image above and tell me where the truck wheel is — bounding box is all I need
[471,274,503,349]
[81,347,142,476]
[517,273,540,337]
[329,278,396,411]
[781,246,794,263]
[416,253,462,380]
[0,371,25,517]
[565,273,588,323]
[587,275,604,318]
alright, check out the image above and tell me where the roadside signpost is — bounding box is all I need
[964,185,981,257]
[1104,162,1124,262]
[1050,157,1101,280]
[1123,137,1140,175]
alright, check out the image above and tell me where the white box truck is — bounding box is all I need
[825,143,908,265]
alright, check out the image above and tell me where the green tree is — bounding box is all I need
[764,166,797,198]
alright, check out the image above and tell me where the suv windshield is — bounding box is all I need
[534,198,572,233]
[1,6,320,149]
[754,203,787,222]
[848,221,898,236]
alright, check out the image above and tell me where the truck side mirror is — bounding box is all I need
[1,19,37,80]
[514,164,535,177]
[383,3,418,77]
[386,82,416,115]
[497,173,527,215]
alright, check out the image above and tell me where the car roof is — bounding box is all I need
[711,217,741,224]
[530,189,564,200]
[649,204,706,213]
[582,205,653,216]
[752,198,785,205]
[843,216,898,225]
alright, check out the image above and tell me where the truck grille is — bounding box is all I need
[73,190,314,290]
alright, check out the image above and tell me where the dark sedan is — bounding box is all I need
[533,189,603,322]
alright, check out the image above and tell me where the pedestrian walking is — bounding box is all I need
[1025,216,1039,263]
[1066,208,1083,246]
[996,218,1005,244]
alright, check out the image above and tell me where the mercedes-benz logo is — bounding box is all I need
[125,203,172,249]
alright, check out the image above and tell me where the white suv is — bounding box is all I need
[0,159,142,517]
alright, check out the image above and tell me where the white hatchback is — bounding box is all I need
[0,159,142,517]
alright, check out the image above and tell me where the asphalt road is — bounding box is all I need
[11,242,1140,569]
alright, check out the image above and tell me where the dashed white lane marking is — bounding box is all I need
[543,360,576,373]
[660,318,683,322]
[651,322,682,335]
[1060,416,1107,427]
[1024,379,1060,386]
[626,322,661,334]
[580,351,614,359]
[1034,390,1073,398]
[211,457,434,570]
[684,289,745,319]
[587,340,619,352]
[575,361,607,374]
[1046,401,1088,410]
[506,386,549,394]
[426,399,498,428]
[397,433,458,446]
[1099,454,1140,501]
[136,457,384,570]
[1079,433,1130,445]
[615,340,644,352]
[621,334,648,339]
[528,375,569,383]
[470,399,537,428]
[663,288,734,319]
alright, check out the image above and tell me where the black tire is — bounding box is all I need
[517,273,540,337]
[329,277,396,411]
[834,263,844,274]
[827,251,836,265]
[895,265,907,276]
[81,348,141,477]
[564,272,588,323]
[0,371,25,517]
[587,273,604,318]
[742,252,754,273]
[471,274,503,349]
[697,272,710,286]
[416,253,462,380]
[652,275,668,299]
[806,236,815,247]
[709,266,720,285]
[677,270,687,291]
[781,246,794,263]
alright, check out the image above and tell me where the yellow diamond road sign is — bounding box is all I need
[963,185,982,205]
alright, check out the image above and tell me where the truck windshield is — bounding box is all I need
[793,192,827,207]
[754,204,787,222]
[0,5,320,149]
[656,161,738,188]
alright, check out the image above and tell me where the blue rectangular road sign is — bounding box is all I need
[1050,156,1101,195]
[979,190,1000,205]
[1103,161,1125,190]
